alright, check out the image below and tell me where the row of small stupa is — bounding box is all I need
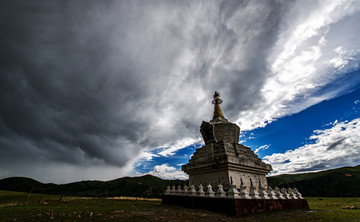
[165,182,303,200]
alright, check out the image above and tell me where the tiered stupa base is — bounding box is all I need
[162,184,309,215]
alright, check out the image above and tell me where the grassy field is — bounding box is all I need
[0,190,359,221]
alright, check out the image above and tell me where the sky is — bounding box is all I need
[0,0,360,183]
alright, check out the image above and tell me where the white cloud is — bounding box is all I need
[136,151,159,161]
[263,118,360,175]
[237,0,360,130]
[147,163,188,180]
[157,137,202,157]
[254,144,270,154]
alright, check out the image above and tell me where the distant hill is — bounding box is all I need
[267,165,360,197]
[0,175,186,198]
[1,165,359,197]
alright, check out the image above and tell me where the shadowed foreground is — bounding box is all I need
[0,191,359,221]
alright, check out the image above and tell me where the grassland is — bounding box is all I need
[0,190,359,221]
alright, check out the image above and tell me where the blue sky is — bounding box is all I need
[244,83,360,158]
[135,83,360,178]
[1,1,360,183]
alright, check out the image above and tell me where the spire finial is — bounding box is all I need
[212,91,225,120]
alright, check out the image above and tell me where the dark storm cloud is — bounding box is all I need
[0,1,146,167]
[0,0,291,181]
[185,0,287,117]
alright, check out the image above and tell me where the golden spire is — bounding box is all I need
[212,91,224,120]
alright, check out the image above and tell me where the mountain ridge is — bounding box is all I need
[0,174,186,198]
[267,165,360,197]
[1,165,359,197]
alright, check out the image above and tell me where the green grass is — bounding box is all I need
[307,197,360,210]
[1,190,360,221]
[0,190,159,221]
[303,197,360,221]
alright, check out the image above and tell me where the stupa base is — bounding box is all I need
[162,195,309,216]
